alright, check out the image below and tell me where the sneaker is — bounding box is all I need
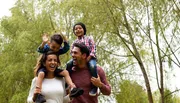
[35,93,46,103]
[70,88,84,97]
[89,87,97,96]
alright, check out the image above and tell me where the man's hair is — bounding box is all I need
[73,22,87,35]
[50,34,63,45]
[73,43,90,57]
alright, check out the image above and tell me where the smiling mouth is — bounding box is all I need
[49,64,56,69]
[73,59,77,65]
[76,32,82,35]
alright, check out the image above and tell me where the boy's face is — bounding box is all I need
[74,25,84,37]
[49,41,61,52]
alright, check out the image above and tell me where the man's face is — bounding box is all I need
[49,41,61,52]
[71,47,85,66]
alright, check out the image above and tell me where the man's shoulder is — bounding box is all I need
[97,66,104,72]
[97,66,102,69]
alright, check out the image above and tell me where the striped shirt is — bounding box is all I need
[70,66,111,103]
[72,35,96,58]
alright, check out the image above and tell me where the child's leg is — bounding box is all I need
[36,68,46,93]
[33,68,46,102]
[36,72,45,92]
[88,59,98,96]
[89,59,98,78]
[66,59,73,72]
[58,68,84,98]
[60,70,76,88]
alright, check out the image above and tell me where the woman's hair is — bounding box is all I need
[34,51,60,76]
[73,22,87,35]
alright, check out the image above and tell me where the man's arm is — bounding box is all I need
[91,66,111,95]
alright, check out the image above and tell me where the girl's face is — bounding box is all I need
[74,25,84,37]
[45,54,58,73]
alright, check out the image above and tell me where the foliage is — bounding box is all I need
[0,0,180,102]
[116,80,148,103]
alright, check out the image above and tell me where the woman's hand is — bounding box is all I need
[32,87,41,101]
[32,93,38,102]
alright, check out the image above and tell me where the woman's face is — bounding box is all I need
[45,54,58,73]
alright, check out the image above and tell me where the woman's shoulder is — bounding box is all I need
[32,77,37,82]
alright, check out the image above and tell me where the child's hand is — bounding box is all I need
[42,34,49,43]
[60,34,68,42]
[86,56,91,62]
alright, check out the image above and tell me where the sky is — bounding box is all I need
[0,0,16,18]
[0,0,179,98]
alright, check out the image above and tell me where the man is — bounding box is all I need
[67,43,111,103]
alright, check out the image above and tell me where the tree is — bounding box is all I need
[0,0,180,102]
[60,0,180,103]
[0,0,70,102]
[116,80,148,103]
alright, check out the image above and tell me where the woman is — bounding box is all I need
[27,51,71,103]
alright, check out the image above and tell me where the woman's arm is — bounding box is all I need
[63,94,71,103]
[62,78,72,103]
[27,78,36,103]
[91,67,111,95]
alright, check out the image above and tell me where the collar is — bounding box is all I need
[78,35,85,39]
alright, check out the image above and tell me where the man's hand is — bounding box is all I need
[91,75,103,88]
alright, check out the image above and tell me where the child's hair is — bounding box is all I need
[50,34,63,45]
[73,22,87,35]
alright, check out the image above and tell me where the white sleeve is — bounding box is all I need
[63,95,71,103]
[27,78,36,103]
[62,78,71,103]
